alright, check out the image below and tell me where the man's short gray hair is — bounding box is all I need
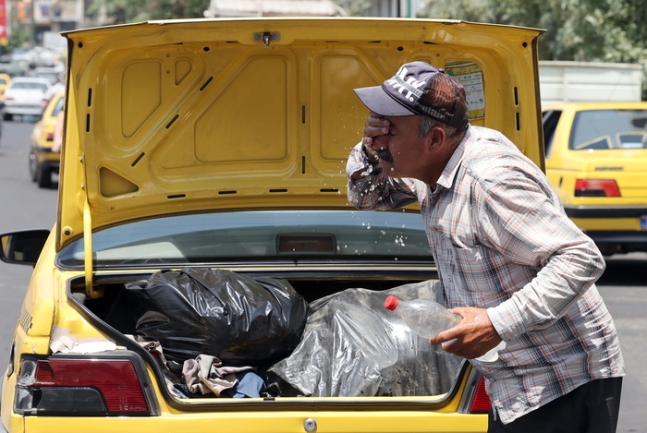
[418,116,461,139]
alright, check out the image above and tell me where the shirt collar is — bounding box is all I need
[435,125,472,191]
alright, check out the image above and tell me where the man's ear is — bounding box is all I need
[427,125,446,149]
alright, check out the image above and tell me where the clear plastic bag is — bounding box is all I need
[265,280,463,397]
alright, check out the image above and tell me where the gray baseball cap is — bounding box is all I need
[354,61,469,131]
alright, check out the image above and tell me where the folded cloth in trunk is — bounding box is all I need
[265,280,463,397]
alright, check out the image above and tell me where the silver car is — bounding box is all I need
[2,77,51,121]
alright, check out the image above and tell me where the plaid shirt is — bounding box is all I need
[347,125,625,424]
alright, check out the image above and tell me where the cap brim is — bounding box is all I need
[353,86,416,116]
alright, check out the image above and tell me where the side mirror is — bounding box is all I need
[0,230,50,266]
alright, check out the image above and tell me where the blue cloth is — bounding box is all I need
[175,371,266,398]
[222,371,266,398]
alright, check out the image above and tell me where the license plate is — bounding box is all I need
[641,215,647,230]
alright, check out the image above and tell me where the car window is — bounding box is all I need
[52,96,65,116]
[570,109,647,150]
[57,210,433,267]
[542,110,562,158]
[36,73,58,84]
[10,82,48,91]
[0,78,6,85]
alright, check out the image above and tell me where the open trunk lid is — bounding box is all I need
[58,18,545,252]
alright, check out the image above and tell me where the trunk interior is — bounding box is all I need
[66,270,465,405]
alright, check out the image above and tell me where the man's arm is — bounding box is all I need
[477,170,605,341]
[431,163,604,359]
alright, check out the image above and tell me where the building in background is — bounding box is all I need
[11,0,83,46]
[204,0,347,17]
[204,0,423,18]
[363,0,423,17]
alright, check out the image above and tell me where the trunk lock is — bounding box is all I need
[254,32,280,49]
[304,418,317,432]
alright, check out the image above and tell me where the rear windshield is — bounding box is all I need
[57,210,433,267]
[10,81,48,91]
[569,109,647,150]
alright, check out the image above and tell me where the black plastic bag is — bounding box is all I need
[265,280,463,397]
[126,268,309,366]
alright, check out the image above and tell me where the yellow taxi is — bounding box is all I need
[29,91,65,188]
[543,102,647,255]
[0,18,544,433]
[0,73,10,104]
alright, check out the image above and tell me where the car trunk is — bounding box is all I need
[65,268,467,405]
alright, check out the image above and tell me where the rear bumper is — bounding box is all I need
[3,105,43,116]
[564,205,647,218]
[34,147,61,167]
[583,231,647,243]
[40,160,60,173]
[582,230,647,253]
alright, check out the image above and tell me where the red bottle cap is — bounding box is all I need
[384,295,399,310]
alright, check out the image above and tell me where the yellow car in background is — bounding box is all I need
[0,73,10,104]
[28,91,64,188]
[543,102,647,255]
[0,18,544,433]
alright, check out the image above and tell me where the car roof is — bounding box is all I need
[10,77,51,84]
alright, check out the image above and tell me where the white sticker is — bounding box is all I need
[445,62,485,119]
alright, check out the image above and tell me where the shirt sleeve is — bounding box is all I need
[346,142,419,211]
[475,168,606,341]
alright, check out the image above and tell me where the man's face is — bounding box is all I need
[371,115,428,179]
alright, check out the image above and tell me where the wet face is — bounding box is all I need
[372,115,429,179]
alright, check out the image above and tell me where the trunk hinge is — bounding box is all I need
[82,179,103,299]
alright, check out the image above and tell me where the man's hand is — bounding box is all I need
[429,307,503,359]
[350,112,390,181]
[362,112,390,155]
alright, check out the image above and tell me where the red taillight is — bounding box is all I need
[574,179,621,197]
[5,96,13,101]
[17,358,151,415]
[468,375,491,413]
[45,132,54,141]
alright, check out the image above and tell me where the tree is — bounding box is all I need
[419,0,647,99]
[333,0,371,16]
[85,0,210,25]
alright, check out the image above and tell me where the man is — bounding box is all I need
[346,61,625,432]
[43,73,65,109]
